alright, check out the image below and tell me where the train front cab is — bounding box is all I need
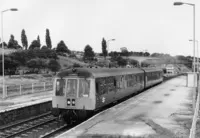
[52,76,96,113]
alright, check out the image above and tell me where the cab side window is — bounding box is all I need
[79,79,90,97]
[56,78,65,96]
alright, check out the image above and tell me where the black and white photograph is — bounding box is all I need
[0,0,200,138]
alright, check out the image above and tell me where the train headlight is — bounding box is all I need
[67,99,71,106]
[72,99,75,106]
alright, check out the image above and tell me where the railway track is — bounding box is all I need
[39,124,68,138]
[0,112,65,138]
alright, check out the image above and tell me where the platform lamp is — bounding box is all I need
[1,8,18,98]
[106,39,115,56]
[189,39,199,72]
[174,2,196,73]
[106,39,115,67]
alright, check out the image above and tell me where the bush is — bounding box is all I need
[73,63,82,68]
[48,59,61,73]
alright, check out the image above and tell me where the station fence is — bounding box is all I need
[189,75,200,138]
[0,81,54,99]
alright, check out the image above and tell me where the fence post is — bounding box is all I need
[5,85,7,98]
[44,82,46,91]
[2,86,5,99]
[186,73,188,87]
[32,83,34,93]
[20,84,22,95]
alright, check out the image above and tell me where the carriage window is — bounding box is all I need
[79,79,90,97]
[66,79,77,96]
[114,78,117,87]
[96,82,100,94]
[56,79,65,96]
[137,76,140,82]
[140,76,143,81]
[157,72,159,78]
[121,76,123,81]
[133,76,136,82]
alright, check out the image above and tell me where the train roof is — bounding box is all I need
[57,67,145,78]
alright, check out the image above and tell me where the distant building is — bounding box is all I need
[72,51,84,59]
[165,64,179,75]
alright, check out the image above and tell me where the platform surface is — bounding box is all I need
[0,91,53,113]
[57,76,194,138]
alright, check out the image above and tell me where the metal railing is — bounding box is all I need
[0,81,54,99]
[189,75,200,138]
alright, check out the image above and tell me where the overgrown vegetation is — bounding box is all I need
[0,49,59,75]
[0,27,193,76]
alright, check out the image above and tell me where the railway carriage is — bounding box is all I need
[52,67,163,123]
[143,68,164,88]
[94,68,145,109]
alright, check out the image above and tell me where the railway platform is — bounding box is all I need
[57,75,194,138]
[0,91,53,126]
[0,91,53,112]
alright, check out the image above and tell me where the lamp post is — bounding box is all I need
[174,2,195,73]
[106,39,115,67]
[106,38,115,58]
[106,39,115,54]
[174,2,197,121]
[189,39,199,72]
[1,8,18,98]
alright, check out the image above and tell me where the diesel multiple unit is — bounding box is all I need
[52,67,163,123]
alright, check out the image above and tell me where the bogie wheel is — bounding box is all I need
[63,113,72,124]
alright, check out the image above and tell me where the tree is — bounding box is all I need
[0,42,7,48]
[0,56,19,75]
[8,34,19,49]
[21,29,28,50]
[48,59,61,74]
[37,35,41,48]
[16,45,22,49]
[83,45,95,61]
[110,51,119,61]
[141,62,150,67]
[41,45,48,50]
[29,40,40,49]
[56,40,70,54]
[46,29,52,49]
[27,58,38,72]
[101,38,107,60]
[73,63,82,68]
[121,48,129,57]
[129,59,139,67]
[9,49,58,66]
[27,58,47,73]
[10,51,28,66]
[144,52,150,57]
[116,56,127,67]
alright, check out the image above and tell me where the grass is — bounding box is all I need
[0,74,53,86]
[58,55,88,68]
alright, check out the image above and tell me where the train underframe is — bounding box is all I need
[52,108,93,124]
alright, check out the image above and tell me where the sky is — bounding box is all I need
[1,0,200,56]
